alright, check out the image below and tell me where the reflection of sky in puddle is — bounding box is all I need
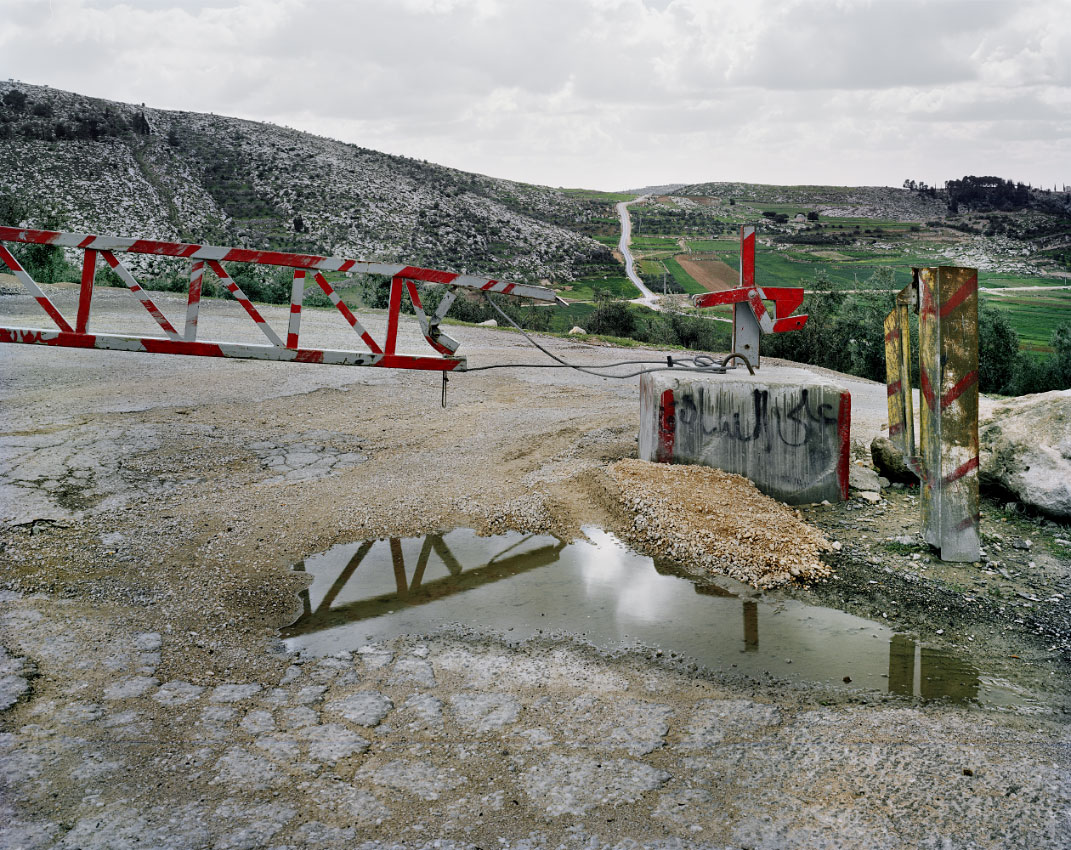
[282,527,1033,709]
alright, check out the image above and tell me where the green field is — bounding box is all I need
[560,188,637,203]
[568,192,1071,360]
[547,301,596,333]
[663,256,707,295]
[563,273,637,302]
[683,239,725,252]
[629,236,679,253]
[982,289,1071,352]
[697,245,912,291]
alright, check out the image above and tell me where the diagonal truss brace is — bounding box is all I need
[0,226,563,372]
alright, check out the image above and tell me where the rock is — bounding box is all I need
[477,319,497,327]
[980,390,1071,520]
[870,436,917,484]
[848,464,882,493]
[325,691,393,726]
[857,491,881,503]
[568,326,587,335]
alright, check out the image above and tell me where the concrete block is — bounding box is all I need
[638,372,851,504]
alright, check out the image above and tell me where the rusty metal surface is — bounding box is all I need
[884,281,916,460]
[884,267,979,562]
[917,266,980,562]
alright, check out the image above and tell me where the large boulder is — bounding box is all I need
[870,435,917,484]
[979,389,1071,520]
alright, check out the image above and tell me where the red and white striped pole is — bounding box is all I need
[185,260,205,342]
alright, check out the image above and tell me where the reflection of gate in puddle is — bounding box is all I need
[284,530,981,704]
[888,634,979,702]
[286,533,568,637]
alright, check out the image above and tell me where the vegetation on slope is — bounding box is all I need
[0,82,618,286]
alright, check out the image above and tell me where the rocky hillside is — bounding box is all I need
[675,181,951,221]
[0,82,611,283]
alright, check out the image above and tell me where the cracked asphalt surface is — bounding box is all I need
[1,285,1068,849]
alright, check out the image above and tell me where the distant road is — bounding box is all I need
[615,199,660,309]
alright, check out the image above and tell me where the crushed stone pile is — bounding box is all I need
[608,458,835,589]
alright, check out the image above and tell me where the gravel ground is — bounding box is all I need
[1,285,1069,849]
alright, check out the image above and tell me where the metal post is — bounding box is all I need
[733,225,761,368]
[185,260,204,341]
[286,269,305,349]
[76,249,96,334]
[884,278,916,460]
[917,266,980,562]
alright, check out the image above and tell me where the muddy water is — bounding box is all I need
[283,528,1037,709]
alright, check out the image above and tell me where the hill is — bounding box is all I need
[0,82,614,284]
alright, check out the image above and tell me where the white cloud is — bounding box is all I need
[0,0,1067,188]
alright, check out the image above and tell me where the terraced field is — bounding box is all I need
[617,192,1070,355]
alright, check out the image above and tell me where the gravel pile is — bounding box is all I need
[608,458,835,588]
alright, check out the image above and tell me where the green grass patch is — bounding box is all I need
[713,249,910,291]
[979,273,1068,289]
[637,259,665,279]
[684,239,728,252]
[663,256,708,295]
[981,289,1071,352]
[547,302,597,333]
[630,235,680,251]
[560,188,637,202]
[563,273,638,302]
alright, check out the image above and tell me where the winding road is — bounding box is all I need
[615,198,661,309]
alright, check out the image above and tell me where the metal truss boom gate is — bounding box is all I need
[690,226,809,367]
[0,226,565,371]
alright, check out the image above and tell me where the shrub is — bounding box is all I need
[586,301,635,338]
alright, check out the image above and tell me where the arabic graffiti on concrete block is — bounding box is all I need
[675,386,840,453]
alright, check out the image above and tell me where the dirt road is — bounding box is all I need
[1,286,1067,849]
[615,199,660,308]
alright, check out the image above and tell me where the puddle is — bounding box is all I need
[282,527,1048,710]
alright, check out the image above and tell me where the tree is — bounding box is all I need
[132,111,151,136]
[978,304,1019,393]
[0,193,27,226]
[762,270,845,368]
[20,209,75,283]
[2,89,27,112]
[587,301,635,338]
[1050,322,1071,388]
[832,292,894,381]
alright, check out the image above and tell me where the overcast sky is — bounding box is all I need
[2,0,1069,190]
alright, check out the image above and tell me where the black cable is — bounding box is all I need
[468,292,754,378]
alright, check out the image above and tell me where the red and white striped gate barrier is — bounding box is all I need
[0,226,564,371]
